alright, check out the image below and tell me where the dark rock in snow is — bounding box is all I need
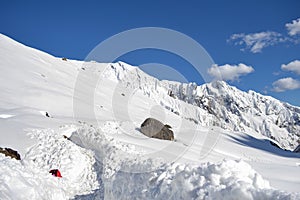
[0,147,21,160]
[45,112,50,117]
[63,135,70,140]
[270,141,281,149]
[140,118,174,141]
[294,144,300,153]
[167,90,175,98]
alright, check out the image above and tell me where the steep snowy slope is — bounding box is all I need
[0,33,300,199]
[168,81,300,150]
[108,63,300,150]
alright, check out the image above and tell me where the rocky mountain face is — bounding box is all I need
[172,81,300,150]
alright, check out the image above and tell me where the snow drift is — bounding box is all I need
[2,125,298,200]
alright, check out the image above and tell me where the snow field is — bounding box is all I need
[1,123,299,199]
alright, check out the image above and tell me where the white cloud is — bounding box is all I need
[286,18,300,36]
[228,31,286,53]
[228,18,300,53]
[281,60,300,75]
[272,77,300,92]
[208,63,254,81]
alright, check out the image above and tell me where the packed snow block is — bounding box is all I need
[0,147,21,160]
[140,118,174,141]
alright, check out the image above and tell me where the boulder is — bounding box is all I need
[140,118,174,141]
[0,147,21,160]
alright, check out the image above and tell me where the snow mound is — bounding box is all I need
[69,125,299,199]
[70,124,159,179]
[107,159,299,200]
[0,154,67,200]
[25,128,99,197]
[0,126,100,200]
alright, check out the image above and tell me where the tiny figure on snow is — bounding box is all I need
[49,169,62,178]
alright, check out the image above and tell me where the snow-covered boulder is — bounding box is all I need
[140,118,174,141]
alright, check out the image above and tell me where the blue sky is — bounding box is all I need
[1,0,300,105]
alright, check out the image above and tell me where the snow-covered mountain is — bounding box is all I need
[0,33,300,199]
[105,59,300,151]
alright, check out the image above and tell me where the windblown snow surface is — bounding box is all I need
[0,34,300,199]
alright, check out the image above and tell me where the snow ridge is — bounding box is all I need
[105,62,300,150]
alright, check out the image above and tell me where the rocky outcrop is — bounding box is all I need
[294,144,300,153]
[140,118,174,141]
[0,147,21,160]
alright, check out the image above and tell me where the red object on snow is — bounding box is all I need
[49,169,62,178]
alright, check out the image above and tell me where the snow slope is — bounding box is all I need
[109,63,300,150]
[0,33,300,199]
